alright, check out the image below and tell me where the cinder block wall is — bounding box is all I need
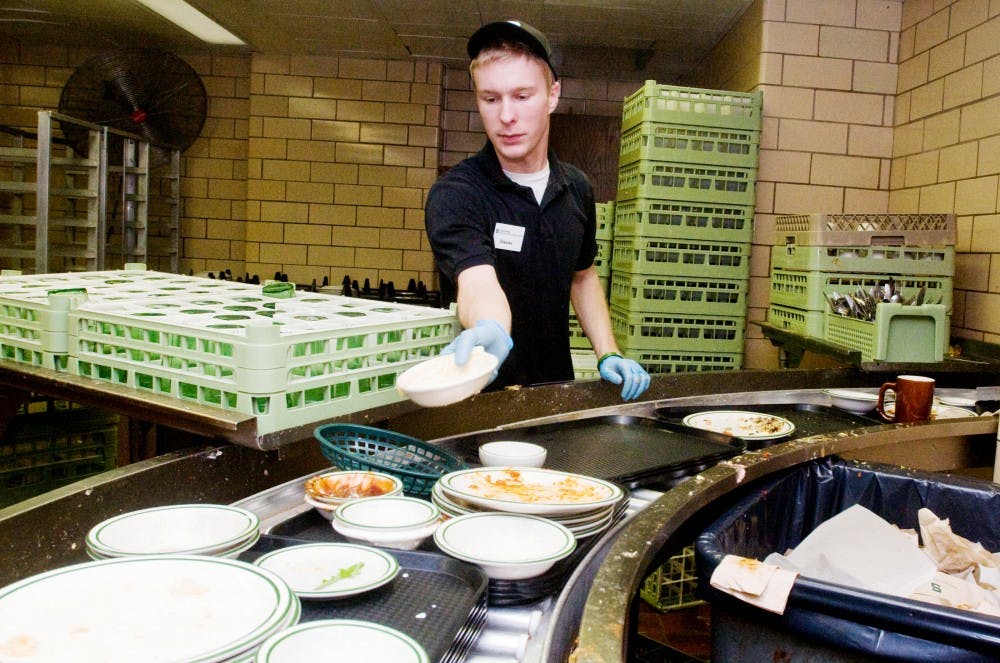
[891,0,1000,346]
[243,55,442,290]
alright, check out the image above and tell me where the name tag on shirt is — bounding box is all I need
[494,223,525,252]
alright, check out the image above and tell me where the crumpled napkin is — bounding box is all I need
[765,504,937,598]
[710,554,798,614]
[918,507,997,574]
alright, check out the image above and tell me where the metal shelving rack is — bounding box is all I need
[0,111,179,274]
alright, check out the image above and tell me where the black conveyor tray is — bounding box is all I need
[239,525,488,663]
[268,506,624,608]
[434,414,744,490]
[655,402,882,450]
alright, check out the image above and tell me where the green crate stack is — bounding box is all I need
[1,406,119,507]
[568,202,615,351]
[765,213,956,350]
[611,81,762,374]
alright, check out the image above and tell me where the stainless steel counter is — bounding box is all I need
[2,368,998,661]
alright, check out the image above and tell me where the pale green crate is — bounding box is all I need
[613,197,754,243]
[611,305,746,354]
[767,304,825,338]
[572,350,600,381]
[66,293,459,435]
[596,201,615,241]
[612,235,751,280]
[568,308,590,350]
[617,160,756,206]
[770,244,954,277]
[824,304,948,362]
[621,80,763,132]
[620,121,760,169]
[633,348,743,374]
[595,239,612,279]
[769,269,952,312]
[610,270,748,316]
[774,213,955,247]
[640,545,706,612]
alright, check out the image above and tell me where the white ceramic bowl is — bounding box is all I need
[332,496,441,550]
[433,512,577,580]
[478,441,547,468]
[304,470,403,505]
[396,347,499,407]
[304,494,339,520]
[824,388,879,414]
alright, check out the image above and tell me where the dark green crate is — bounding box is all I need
[1,408,118,507]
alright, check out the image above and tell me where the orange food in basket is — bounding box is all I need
[305,472,397,499]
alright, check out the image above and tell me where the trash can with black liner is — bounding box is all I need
[695,458,1000,662]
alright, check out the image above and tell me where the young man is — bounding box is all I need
[424,20,650,401]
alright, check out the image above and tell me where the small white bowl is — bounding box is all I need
[333,496,441,550]
[824,388,879,414]
[304,470,403,506]
[397,347,499,407]
[433,512,577,580]
[478,441,547,468]
[304,494,339,520]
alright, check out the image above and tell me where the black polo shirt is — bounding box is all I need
[425,142,598,390]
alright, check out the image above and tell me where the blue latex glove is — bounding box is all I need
[442,319,513,382]
[599,353,651,401]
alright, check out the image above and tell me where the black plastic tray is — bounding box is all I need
[433,414,744,490]
[655,402,882,450]
[269,504,626,607]
[239,531,487,663]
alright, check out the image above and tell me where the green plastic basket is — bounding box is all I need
[314,423,465,498]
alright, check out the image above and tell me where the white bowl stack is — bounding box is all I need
[85,504,261,560]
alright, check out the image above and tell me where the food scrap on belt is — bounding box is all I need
[720,461,747,483]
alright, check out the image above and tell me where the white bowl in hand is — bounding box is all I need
[397,347,498,407]
[478,441,547,468]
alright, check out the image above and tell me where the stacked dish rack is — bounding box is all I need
[766,213,955,362]
[0,266,459,434]
[608,81,763,374]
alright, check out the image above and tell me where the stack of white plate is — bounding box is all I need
[431,467,624,539]
[0,555,300,662]
[85,504,261,560]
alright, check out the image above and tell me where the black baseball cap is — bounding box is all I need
[467,20,558,79]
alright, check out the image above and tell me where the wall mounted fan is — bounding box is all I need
[58,49,207,163]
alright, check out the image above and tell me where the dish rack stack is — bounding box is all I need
[0,265,459,434]
[766,213,955,362]
[569,201,614,378]
[606,81,763,374]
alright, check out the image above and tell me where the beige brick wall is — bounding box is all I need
[245,54,441,290]
[893,0,1000,345]
[697,0,905,369]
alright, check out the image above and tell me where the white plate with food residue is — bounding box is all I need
[437,467,624,516]
[253,542,399,600]
[0,555,299,663]
[682,410,795,441]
